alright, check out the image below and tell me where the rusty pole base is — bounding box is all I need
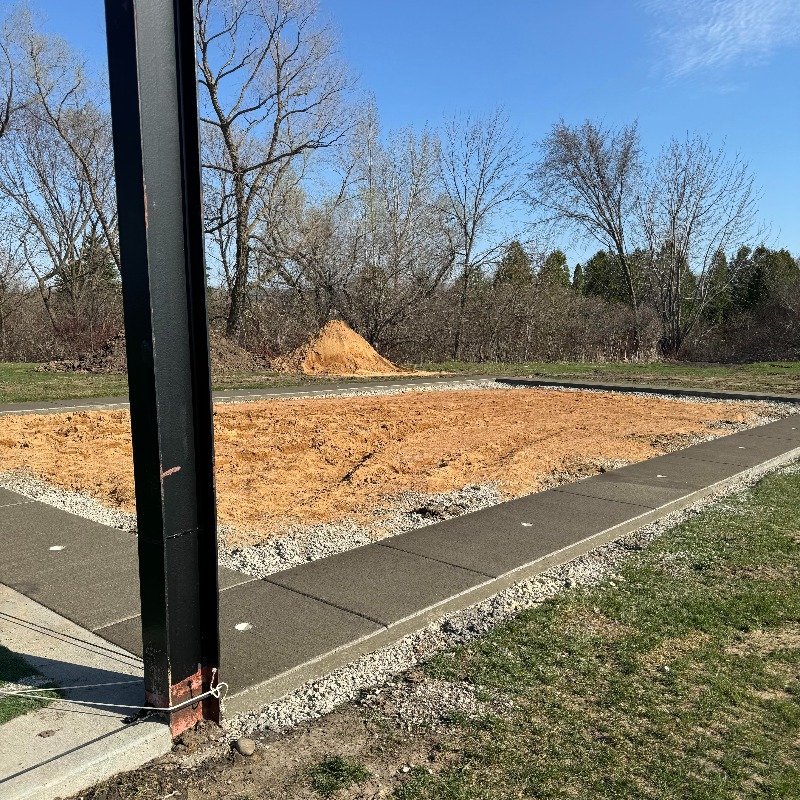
[146,666,221,737]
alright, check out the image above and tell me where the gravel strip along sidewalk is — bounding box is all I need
[224,457,800,738]
[0,381,797,578]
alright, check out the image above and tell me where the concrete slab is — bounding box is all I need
[672,434,800,468]
[266,545,489,626]
[382,490,655,577]
[97,579,382,695]
[0,487,32,508]
[0,503,141,631]
[585,452,744,491]
[0,501,253,632]
[0,501,135,570]
[731,418,800,442]
[0,584,171,800]
[555,475,694,509]
[219,581,383,695]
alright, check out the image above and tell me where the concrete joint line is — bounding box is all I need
[375,541,495,578]
[551,488,657,509]
[219,576,260,592]
[261,578,390,628]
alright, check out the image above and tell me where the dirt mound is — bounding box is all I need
[272,320,403,376]
[40,331,265,375]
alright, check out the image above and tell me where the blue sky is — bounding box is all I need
[31,0,800,262]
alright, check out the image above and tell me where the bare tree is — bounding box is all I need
[438,108,526,360]
[196,0,352,340]
[261,105,456,348]
[530,119,644,351]
[0,219,26,355]
[0,5,31,140]
[23,30,119,268]
[0,26,119,351]
[636,135,762,356]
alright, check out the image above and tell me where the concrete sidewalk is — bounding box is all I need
[1,417,798,725]
[0,584,172,800]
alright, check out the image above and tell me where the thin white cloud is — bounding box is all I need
[648,0,800,77]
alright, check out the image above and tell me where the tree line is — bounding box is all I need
[1,0,798,365]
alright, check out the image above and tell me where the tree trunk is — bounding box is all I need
[225,181,250,341]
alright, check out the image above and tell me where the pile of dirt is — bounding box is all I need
[39,331,266,375]
[272,320,403,376]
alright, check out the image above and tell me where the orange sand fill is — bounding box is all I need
[272,320,404,376]
[0,389,766,545]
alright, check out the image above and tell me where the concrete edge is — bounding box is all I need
[4,719,171,800]
[496,377,800,404]
[223,446,800,715]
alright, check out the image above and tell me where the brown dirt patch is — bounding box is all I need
[272,319,405,376]
[562,607,635,641]
[642,632,712,671]
[73,704,450,800]
[724,623,800,657]
[0,388,765,544]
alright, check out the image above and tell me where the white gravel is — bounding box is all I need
[223,455,800,738]
[0,470,137,532]
[2,380,798,740]
[219,483,504,578]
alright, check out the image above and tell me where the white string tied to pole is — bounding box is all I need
[0,667,228,715]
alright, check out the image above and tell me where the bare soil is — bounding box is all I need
[0,388,767,545]
[272,320,405,376]
[72,706,449,800]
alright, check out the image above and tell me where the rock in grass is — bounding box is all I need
[234,737,256,756]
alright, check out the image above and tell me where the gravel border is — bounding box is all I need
[1,381,798,742]
[224,455,800,737]
[1,382,797,579]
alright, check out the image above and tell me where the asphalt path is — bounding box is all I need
[0,375,495,417]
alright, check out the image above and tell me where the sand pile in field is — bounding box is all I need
[272,320,403,376]
[0,388,772,545]
[40,331,266,375]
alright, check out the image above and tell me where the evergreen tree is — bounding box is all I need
[538,249,571,288]
[572,262,584,293]
[765,248,799,293]
[703,248,732,324]
[55,231,119,297]
[494,240,533,286]
[729,246,754,312]
[581,250,629,303]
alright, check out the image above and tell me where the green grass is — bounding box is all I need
[0,645,57,724]
[0,362,394,405]
[0,362,129,404]
[1,358,797,406]
[420,359,800,394]
[308,755,372,797]
[398,468,800,799]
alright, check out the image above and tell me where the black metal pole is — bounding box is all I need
[103,0,221,734]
